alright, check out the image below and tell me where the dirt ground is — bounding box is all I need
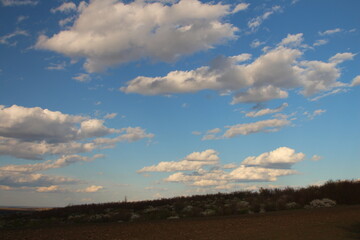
[1,205,360,240]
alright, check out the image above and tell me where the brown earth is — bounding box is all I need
[1,205,360,240]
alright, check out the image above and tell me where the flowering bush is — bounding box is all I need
[307,198,336,208]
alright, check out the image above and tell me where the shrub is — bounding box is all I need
[308,198,336,208]
[286,202,300,209]
[201,209,216,216]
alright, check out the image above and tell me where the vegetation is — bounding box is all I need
[1,180,359,229]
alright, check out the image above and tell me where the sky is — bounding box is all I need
[0,0,359,207]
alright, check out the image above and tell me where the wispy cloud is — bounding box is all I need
[1,0,38,6]
[0,29,28,46]
[319,28,342,36]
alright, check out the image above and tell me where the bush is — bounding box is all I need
[286,202,300,209]
[308,198,336,208]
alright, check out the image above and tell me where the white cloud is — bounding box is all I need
[165,165,297,184]
[36,185,65,193]
[351,75,360,86]
[0,105,153,159]
[329,52,355,64]
[0,154,103,173]
[232,3,249,14]
[51,2,77,14]
[310,88,348,101]
[104,113,117,119]
[0,172,80,188]
[311,155,322,161]
[250,39,265,48]
[0,29,28,46]
[299,59,345,96]
[144,147,309,190]
[231,86,288,104]
[122,34,351,103]
[222,118,291,139]
[313,39,328,47]
[319,28,342,36]
[242,147,305,168]
[247,5,281,31]
[304,109,326,120]
[59,16,75,27]
[278,33,304,47]
[138,149,219,172]
[1,0,37,6]
[36,0,238,72]
[229,53,252,63]
[185,149,220,161]
[228,165,297,181]
[78,185,103,193]
[73,73,91,82]
[46,62,66,70]
[200,117,291,140]
[206,128,221,134]
[245,103,288,117]
[222,163,237,169]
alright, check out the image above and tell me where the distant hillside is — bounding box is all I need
[1,179,359,229]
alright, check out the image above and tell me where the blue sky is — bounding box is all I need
[0,0,359,207]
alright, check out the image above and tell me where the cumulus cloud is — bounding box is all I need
[1,0,37,6]
[245,103,288,117]
[222,163,237,169]
[0,105,154,159]
[278,33,304,47]
[36,0,239,72]
[241,147,305,168]
[121,34,352,103]
[138,149,219,172]
[142,147,309,190]
[165,165,297,184]
[0,105,112,143]
[351,75,360,86]
[228,165,297,181]
[231,86,288,104]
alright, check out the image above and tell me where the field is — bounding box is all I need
[1,205,359,240]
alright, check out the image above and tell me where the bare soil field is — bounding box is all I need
[1,205,359,240]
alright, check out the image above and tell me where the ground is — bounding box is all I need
[1,205,359,240]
